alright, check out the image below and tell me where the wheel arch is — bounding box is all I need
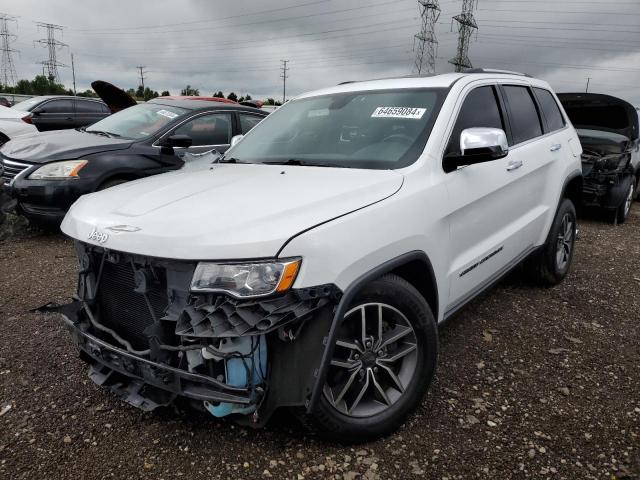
[562,171,583,208]
[307,250,438,413]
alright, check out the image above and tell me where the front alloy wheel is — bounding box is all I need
[310,274,438,442]
[323,303,418,417]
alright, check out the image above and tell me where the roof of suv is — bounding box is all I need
[297,71,548,100]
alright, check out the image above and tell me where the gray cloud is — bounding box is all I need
[6,0,640,105]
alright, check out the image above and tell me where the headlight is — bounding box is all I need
[190,258,301,298]
[29,160,88,180]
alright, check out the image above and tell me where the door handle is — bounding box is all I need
[550,144,562,152]
[506,159,523,171]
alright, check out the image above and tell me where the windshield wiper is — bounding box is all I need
[262,159,348,168]
[85,129,122,138]
[217,156,252,164]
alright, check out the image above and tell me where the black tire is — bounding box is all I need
[612,181,634,224]
[308,274,438,443]
[97,178,129,191]
[525,198,577,286]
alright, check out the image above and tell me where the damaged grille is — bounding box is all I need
[95,257,169,349]
[177,286,339,338]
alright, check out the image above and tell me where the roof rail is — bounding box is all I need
[338,80,357,85]
[464,68,532,78]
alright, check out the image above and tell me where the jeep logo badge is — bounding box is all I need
[88,228,109,244]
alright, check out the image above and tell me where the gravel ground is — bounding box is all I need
[0,207,638,480]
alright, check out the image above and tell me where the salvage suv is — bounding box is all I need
[58,70,583,441]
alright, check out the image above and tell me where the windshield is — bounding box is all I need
[12,98,43,112]
[226,88,444,169]
[86,103,188,140]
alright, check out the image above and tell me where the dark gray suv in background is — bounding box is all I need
[11,96,112,132]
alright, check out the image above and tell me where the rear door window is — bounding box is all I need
[446,85,505,155]
[76,100,107,113]
[533,88,565,132]
[503,86,543,145]
[173,113,232,146]
[239,113,264,134]
[42,99,74,113]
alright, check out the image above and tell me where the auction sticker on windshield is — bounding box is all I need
[371,107,426,119]
[157,109,179,119]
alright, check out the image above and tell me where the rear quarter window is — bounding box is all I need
[503,86,543,145]
[533,88,566,132]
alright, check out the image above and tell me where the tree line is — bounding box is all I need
[1,76,282,105]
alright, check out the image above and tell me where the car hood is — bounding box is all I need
[91,80,137,112]
[0,128,132,163]
[61,163,404,259]
[558,93,639,142]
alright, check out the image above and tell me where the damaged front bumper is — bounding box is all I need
[61,304,255,410]
[581,153,634,209]
[57,242,341,424]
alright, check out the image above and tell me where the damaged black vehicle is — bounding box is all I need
[558,93,639,223]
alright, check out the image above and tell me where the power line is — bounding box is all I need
[67,0,413,37]
[0,13,19,87]
[34,22,67,82]
[71,18,418,57]
[280,60,289,104]
[477,7,640,15]
[71,0,336,32]
[450,0,478,72]
[414,1,441,75]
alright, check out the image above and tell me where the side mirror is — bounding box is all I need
[443,128,509,172]
[230,134,244,147]
[31,108,43,115]
[160,134,193,149]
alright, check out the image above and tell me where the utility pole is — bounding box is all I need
[280,59,289,104]
[34,22,68,82]
[137,65,147,91]
[0,13,19,87]
[71,53,76,95]
[449,0,478,72]
[585,77,591,93]
[413,1,441,75]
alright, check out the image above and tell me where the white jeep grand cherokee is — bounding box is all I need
[59,70,583,441]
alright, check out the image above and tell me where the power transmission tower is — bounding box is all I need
[0,13,19,87]
[413,1,441,75]
[280,59,289,104]
[137,65,147,91]
[449,0,478,72]
[34,22,67,82]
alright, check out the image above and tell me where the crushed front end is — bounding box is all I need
[578,133,635,210]
[60,242,340,424]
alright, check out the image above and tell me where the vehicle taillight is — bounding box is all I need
[22,114,33,124]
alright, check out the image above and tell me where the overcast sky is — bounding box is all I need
[5,0,640,105]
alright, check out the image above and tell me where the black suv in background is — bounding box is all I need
[1,98,268,226]
[11,96,112,131]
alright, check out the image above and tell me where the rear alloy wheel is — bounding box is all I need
[525,198,577,286]
[310,274,437,442]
